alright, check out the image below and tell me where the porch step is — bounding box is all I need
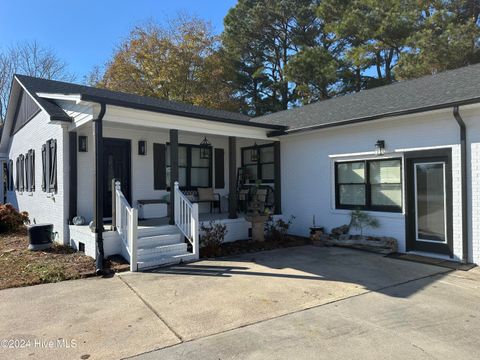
[137,233,183,248]
[137,243,188,260]
[137,225,179,238]
[137,252,197,270]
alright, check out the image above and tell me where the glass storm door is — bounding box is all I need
[406,151,453,256]
[414,162,446,243]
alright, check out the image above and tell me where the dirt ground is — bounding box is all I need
[0,228,126,290]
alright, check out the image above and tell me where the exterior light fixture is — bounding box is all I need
[375,140,385,156]
[200,137,211,159]
[138,140,147,156]
[250,143,259,162]
[78,136,88,152]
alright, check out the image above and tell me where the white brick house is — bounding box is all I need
[1,64,480,271]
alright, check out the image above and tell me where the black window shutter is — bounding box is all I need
[20,155,25,192]
[15,157,19,190]
[25,153,30,192]
[214,148,225,189]
[41,144,46,192]
[153,143,167,190]
[31,149,35,191]
[49,139,57,193]
[8,160,13,191]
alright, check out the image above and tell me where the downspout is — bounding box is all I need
[453,106,469,263]
[93,103,106,274]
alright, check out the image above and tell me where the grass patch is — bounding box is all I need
[0,228,97,290]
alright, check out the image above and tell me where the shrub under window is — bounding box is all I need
[335,159,402,212]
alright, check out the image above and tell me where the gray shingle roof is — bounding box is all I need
[253,64,480,132]
[15,74,283,130]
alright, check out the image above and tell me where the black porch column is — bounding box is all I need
[68,132,77,223]
[93,104,106,273]
[228,136,237,219]
[274,141,282,215]
[169,129,179,225]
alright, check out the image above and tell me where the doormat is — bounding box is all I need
[387,253,476,271]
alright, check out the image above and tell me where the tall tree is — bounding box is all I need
[95,16,240,112]
[0,41,74,121]
[318,0,418,90]
[397,0,480,79]
[223,0,325,115]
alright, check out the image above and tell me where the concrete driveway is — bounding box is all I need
[0,246,478,360]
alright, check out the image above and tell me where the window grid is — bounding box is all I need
[335,158,402,212]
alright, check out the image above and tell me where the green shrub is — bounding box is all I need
[200,220,228,257]
[0,204,29,233]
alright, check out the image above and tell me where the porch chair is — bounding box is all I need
[193,187,221,213]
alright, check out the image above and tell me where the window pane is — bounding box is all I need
[261,164,274,180]
[191,168,210,187]
[337,162,365,183]
[339,184,365,205]
[166,145,187,167]
[191,147,210,167]
[166,167,187,187]
[370,160,401,184]
[245,165,258,180]
[260,146,274,163]
[371,184,402,207]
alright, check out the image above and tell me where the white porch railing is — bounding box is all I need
[114,181,138,272]
[174,181,199,259]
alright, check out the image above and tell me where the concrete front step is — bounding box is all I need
[137,252,197,270]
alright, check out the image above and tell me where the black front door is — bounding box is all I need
[103,138,131,217]
[405,149,453,257]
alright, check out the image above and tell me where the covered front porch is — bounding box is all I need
[67,102,284,270]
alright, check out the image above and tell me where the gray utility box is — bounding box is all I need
[28,224,53,251]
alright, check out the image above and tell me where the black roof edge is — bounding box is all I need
[50,114,73,122]
[268,97,480,137]
[80,94,287,131]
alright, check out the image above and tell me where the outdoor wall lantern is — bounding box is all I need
[375,140,385,156]
[138,140,147,156]
[78,136,88,152]
[250,143,259,162]
[199,137,211,159]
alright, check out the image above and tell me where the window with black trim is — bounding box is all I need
[166,144,212,189]
[335,158,402,212]
[241,144,274,183]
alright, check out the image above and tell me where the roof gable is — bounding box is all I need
[11,89,41,135]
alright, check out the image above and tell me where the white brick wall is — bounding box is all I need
[280,109,466,261]
[6,110,68,244]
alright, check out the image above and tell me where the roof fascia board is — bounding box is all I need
[36,92,82,104]
[80,94,286,131]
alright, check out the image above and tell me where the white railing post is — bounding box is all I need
[191,203,199,259]
[174,181,180,224]
[129,208,138,272]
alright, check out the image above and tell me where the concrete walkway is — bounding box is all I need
[0,246,477,359]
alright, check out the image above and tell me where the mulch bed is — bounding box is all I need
[0,228,128,290]
[200,235,312,259]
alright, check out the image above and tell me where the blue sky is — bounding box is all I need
[0,0,237,81]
